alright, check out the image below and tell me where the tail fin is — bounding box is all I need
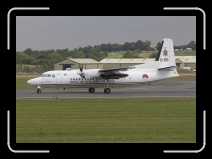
[156,38,176,69]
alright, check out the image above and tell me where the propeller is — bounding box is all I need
[79,66,85,78]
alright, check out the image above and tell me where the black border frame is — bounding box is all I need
[1,1,208,158]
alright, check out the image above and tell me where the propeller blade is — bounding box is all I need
[79,67,85,78]
[80,67,83,72]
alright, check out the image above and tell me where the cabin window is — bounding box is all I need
[52,74,55,78]
[64,73,67,76]
[42,74,51,77]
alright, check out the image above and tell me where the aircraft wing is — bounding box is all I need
[98,68,129,79]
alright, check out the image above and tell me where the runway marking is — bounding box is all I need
[16,96,196,100]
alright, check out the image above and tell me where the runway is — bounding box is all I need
[16,79,196,99]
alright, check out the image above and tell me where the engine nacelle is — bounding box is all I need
[77,69,100,79]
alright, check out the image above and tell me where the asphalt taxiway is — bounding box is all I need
[16,79,196,99]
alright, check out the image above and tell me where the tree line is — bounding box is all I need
[16,40,196,72]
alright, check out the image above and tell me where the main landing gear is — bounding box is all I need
[88,87,111,94]
[103,80,111,94]
[88,87,95,93]
[104,88,111,94]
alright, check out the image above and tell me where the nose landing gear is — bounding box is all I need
[36,86,42,94]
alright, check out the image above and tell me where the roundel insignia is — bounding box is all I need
[163,49,168,56]
[143,74,149,79]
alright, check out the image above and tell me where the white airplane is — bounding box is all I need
[27,38,179,94]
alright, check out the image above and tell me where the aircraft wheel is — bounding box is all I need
[104,88,111,94]
[37,88,42,94]
[89,87,95,93]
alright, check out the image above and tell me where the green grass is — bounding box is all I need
[16,98,196,143]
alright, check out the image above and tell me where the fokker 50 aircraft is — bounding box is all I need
[27,38,179,94]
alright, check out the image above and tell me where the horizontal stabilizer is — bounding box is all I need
[158,66,176,71]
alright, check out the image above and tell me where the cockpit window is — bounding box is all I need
[41,74,51,77]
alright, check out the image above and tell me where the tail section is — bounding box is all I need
[132,38,178,75]
[156,38,176,69]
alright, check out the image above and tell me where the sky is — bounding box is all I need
[16,16,196,51]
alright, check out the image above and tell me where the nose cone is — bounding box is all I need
[27,78,40,85]
[27,79,33,85]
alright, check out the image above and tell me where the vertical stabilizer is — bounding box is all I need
[157,38,176,69]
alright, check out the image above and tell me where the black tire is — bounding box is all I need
[104,88,111,94]
[37,88,42,94]
[89,87,95,93]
